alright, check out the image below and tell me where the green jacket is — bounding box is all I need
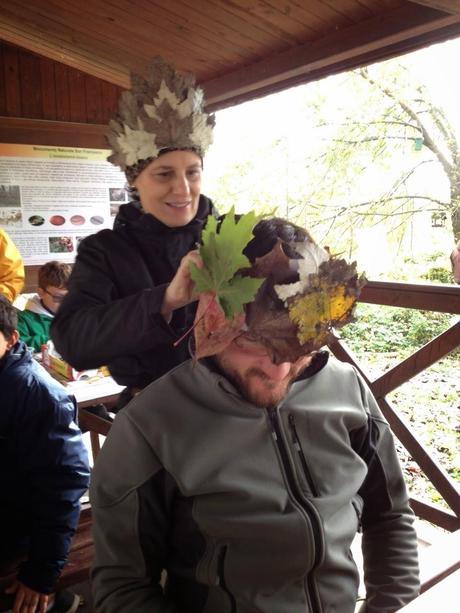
[17,296,52,352]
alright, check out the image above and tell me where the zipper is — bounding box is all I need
[217,545,236,613]
[288,413,319,497]
[268,408,323,613]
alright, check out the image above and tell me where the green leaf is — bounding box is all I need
[218,276,264,318]
[190,208,265,318]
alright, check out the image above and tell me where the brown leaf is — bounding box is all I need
[193,292,244,359]
[245,279,319,363]
[247,238,296,284]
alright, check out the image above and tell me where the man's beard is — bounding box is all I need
[214,357,310,409]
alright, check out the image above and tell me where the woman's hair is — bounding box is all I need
[0,295,17,339]
[38,261,72,290]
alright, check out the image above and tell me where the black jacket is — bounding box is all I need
[51,195,216,388]
[0,341,90,594]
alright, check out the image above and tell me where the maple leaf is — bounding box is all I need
[190,208,265,317]
[285,258,366,347]
[287,279,357,346]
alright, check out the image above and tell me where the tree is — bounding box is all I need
[292,62,460,245]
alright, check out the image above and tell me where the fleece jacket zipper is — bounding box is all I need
[268,407,323,613]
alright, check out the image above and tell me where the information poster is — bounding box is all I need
[0,144,126,264]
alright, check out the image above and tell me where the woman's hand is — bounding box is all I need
[5,580,49,613]
[161,250,203,320]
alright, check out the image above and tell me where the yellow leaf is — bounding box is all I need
[288,281,356,345]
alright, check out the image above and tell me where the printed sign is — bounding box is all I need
[0,144,126,264]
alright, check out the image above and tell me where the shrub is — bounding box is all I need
[339,303,452,352]
[421,267,454,284]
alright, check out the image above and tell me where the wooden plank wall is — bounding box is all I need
[0,40,124,123]
[0,40,125,292]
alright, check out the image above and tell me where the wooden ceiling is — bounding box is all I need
[1,0,460,112]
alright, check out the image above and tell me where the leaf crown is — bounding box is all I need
[190,214,366,363]
[107,57,216,171]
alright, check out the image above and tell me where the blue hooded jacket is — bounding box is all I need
[0,341,90,593]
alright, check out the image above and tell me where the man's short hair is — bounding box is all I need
[38,260,72,290]
[243,218,312,263]
[0,294,17,338]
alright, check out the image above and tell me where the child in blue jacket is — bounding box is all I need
[0,295,90,613]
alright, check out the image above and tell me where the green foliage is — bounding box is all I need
[340,303,452,352]
[421,266,454,284]
[190,208,264,318]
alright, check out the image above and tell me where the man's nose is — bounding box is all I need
[259,357,292,381]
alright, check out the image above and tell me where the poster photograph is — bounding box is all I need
[0,143,126,264]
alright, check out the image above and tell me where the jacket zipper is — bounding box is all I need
[217,545,236,613]
[288,413,319,497]
[268,408,323,613]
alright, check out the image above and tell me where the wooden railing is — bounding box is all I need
[329,280,460,532]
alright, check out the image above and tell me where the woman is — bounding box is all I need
[51,58,216,405]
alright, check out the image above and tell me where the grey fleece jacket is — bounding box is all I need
[90,355,420,613]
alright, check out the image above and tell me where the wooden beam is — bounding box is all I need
[202,4,460,110]
[378,397,460,517]
[0,116,108,148]
[408,1,460,16]
[372,321,460,397]
[359,281,460,314]
[410,497,460,532]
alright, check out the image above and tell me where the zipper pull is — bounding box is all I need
[288,414,301,450]
[268,408,278,441]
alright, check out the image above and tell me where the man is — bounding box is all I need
[17,260,71,352]
[90,218,420,613]
[451,239,460,284]
[0,296,90,613]
[0,228,24,303]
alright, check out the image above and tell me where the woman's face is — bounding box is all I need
[133,150,203,227]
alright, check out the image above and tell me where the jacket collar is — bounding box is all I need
[0,341,31,376]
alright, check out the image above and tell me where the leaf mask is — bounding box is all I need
[190,215,366,363]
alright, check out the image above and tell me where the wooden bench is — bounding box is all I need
[397,569,459,612]
[395,529,460,611]
[419,528,460,593]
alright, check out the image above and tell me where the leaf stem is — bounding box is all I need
[173,296,215,348]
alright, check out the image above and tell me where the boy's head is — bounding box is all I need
[37,261,72,313]
[0,295,18,359]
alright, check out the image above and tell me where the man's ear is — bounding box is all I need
[37,287,45,300]
[7,330,19,349]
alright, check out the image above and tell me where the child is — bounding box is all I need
[17,260,71,352]
[17,260,113,424]
[0,295,90,612]
[0,228,24,303]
